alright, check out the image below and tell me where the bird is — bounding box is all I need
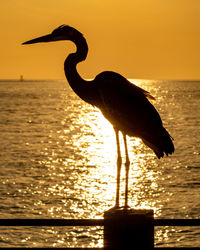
[22,25,174,208]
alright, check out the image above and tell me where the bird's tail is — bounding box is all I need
[142,127,175,159]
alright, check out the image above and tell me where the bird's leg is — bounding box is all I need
[114,128,122,208]
[123,133,130,208]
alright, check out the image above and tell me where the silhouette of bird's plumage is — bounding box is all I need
[23,25,174,207]
[93,71,174,159]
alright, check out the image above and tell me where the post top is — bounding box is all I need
[104,207,154,218]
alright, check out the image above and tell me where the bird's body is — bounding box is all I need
[93,71,169,158]
[23,25,174,208]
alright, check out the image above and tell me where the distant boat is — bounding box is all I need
[20,75,24,82]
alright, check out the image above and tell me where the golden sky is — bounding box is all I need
[1,0,200,80]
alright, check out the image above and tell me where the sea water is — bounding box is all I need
[0,79,199,247]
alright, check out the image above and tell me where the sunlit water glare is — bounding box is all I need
[0,79,199,247]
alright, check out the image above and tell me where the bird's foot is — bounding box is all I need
[122,205,131,210]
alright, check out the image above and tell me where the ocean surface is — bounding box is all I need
[0,79,199,248]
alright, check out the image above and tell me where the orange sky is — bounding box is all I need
[0,0,200,80]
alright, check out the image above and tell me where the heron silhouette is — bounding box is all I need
[23,25,174,208]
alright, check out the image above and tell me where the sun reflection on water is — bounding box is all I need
[60,100,161,214]
[27,81,168,247]
[40,94,162,218]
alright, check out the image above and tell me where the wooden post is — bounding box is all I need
[104,208,154,249]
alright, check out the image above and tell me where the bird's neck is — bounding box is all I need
[64,35,95,104]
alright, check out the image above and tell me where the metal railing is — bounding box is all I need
[1,218,200,226]
[0,218,200,248]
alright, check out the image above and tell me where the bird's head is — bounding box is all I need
[22,25,83,45]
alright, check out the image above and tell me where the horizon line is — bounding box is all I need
[0,77,200,82]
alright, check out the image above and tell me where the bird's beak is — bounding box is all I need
[22,33,54,45]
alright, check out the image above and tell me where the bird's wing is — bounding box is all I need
[94,71,162,138]
[133,84,155,101]
[94,71,174,158]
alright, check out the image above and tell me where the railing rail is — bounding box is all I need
[155,218,200,226]
[0,218,104,227]
[0,218,200,249]
[0,218,200,227]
